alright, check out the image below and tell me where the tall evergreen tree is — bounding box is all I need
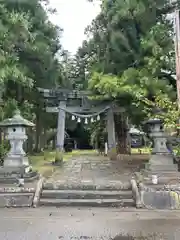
[77,0,180,153]
[0,0,63,152]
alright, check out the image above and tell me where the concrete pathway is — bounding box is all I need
[47,154,143,185]
[0,208,180,239]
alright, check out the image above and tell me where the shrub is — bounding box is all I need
[0,140,9,165]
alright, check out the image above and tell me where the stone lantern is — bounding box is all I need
[0,109,34,169]
[145,118,169,154]
[144,118,178,173]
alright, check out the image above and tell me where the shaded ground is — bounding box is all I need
[0,208,180,239]
[29,150,96,178]
[47,153,149,184]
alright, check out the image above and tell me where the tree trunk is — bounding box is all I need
[52,137,56,150]
[16,84,22,103]
[39,127,47,150]
[114,113,130,154]
[43,127,47,149]
[0,129,2,145]
[27,128,33,154]
[34,110,42,153]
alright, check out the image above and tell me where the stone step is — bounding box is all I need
[39,198,135,207]
[41,190,133,199]
[0,193,34,196]
[43,181,131,191]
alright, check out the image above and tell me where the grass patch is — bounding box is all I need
[29,151,56,178]
[131,147,151,154]
[29,148,151,178]
[29,150,96,178]
[117,147,151,162]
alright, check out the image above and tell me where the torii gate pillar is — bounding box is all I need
[55,101,66,163]
[107,108,116,158]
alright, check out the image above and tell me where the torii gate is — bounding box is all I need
[38,88,125,162]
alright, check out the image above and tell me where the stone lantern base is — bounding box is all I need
[142,154,180,186]
[3,154,29,168]
[0,154,39,183]
[145,154,178,173]
[0,166,39,184]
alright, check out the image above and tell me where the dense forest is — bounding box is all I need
[0,0,180,154]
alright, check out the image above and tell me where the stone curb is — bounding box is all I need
[33,177,45,208]
[131,179,143,208]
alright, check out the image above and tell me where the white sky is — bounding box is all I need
[49,0,101,54]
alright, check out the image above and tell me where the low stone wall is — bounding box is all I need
[139,183,180,209]
[0,187,35,207]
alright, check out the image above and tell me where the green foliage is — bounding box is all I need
[90,120,107,147]
[139,92,180,128]
[174,145,180,156]
[0,0,66,152]
[0,4,33,86]
[0,0,63,112]
[0,140,9,165]
[0,0,179,154]
[79,0,179,127]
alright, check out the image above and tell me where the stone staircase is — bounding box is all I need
[39,181,135,208]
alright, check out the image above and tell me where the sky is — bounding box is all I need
[49,0,101,54]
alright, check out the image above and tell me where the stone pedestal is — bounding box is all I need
[142,118,180,186]
[2,156,38,183]
[145,154,178,177]
[146,154,178,172]
[143,154,180,188]
[151,136,169,154]
[144,152,180,184]
[144,118,177,173]
[4,155,29,168]
[0,166,39,183]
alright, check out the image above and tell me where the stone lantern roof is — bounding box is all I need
[144,118,163,125]
[129,127,144,135]
[0,109,35,127]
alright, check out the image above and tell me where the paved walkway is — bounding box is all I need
[0,208,180,239]
[46,154,143,185]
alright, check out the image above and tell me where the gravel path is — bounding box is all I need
[47,154,143,185]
